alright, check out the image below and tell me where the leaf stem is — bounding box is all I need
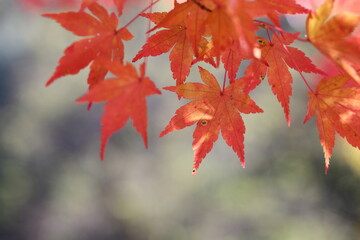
[222,68,228,92]
[143,0,154,73]
[296,37,309,42]
[121,0,161,30]
[254,20,282,32]
[254,19,309,43]
[266,28,272,45]
[255,19,314,92]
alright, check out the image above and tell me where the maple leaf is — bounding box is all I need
[244,32,324,125]
[194,0,259,64]
[221,39,246,83]
[133,9,199,86]
[297,0,360,16]
[133,2,217,85]
[43,2,133,87]
[307,0,360,84]
[160,66,263,175]
[204,1,239,62]
[149,1,199,30]
[225,0,260,59]
[304,74,360,172]
[77,62,161,159]
[133,23,193,86]
[134,0,260,84]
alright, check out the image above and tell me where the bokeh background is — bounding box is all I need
[1,0,360,239]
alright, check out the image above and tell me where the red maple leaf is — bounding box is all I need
[197,0,259,64]
[221,39,248,83]
[43,2,133,87]
[132,3,211,85]
[304,74,360,172]
[160,66,263,175]
[133,0,260,84]
[77,62,161,159]
[244,32,324,125]
[132,11,193,85]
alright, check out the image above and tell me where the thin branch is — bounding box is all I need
[222,68,228,92]
[191,0,212,12]
[143,0,154,72]
[222,48,232,91]
[254,19,309,42]
[266,27,272,45]
[121,0,161,30]
[222,70,228,92]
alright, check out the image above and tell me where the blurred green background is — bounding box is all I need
[1,1,360,239]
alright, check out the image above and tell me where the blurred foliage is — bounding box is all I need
[0,1,360,240]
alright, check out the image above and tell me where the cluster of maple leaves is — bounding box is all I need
[43,0,360,175]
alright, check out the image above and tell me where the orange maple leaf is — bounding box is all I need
[221,40,245,83]
[160,66,263,175]
[43,2,133,87]
[77,62,161,159]
[134,0,260,83]
[198,0,259,64]
[244,32,324,125]
[132,13,194,86]
[133,3,213,85]
[304,74,360,172]
[307,0,360,84]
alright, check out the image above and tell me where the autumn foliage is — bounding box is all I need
[43,0,360,175]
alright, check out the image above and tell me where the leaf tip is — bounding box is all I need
[41,13,53,18]
[100,133,110,161]
[87,102,93,110]
[191,167,197,176]
[45,78,55,87]
[159,126,170,138]
[132,54,142,63]
[75,95,87,103]
[144,138,149,149]
[325,157,330,174]
[163,86,177,92]
[100,148,105,161]
[241,159,245,168]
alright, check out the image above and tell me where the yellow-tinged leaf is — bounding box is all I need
[307,0,360,83]
[304,74,360,172]
[160,66,263,175]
